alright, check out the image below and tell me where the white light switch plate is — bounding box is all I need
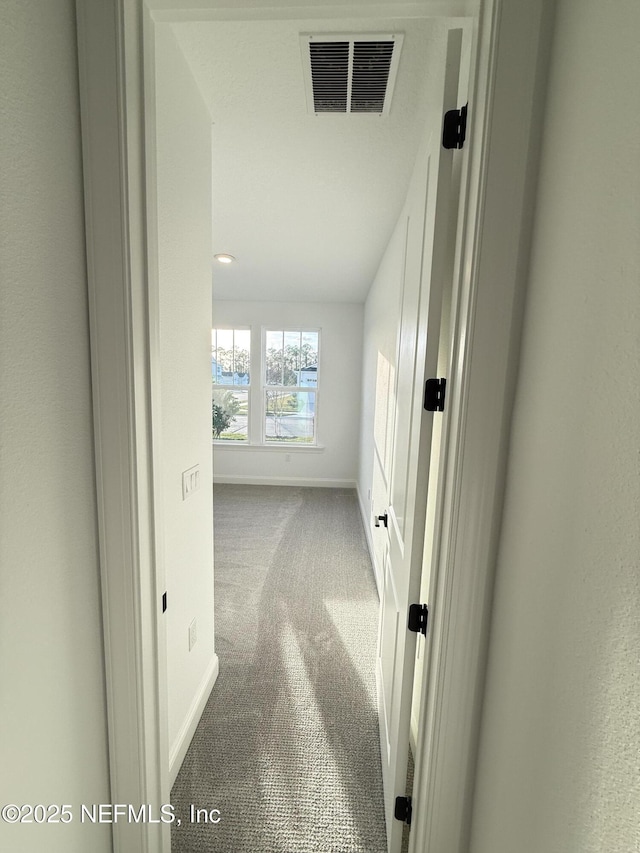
[188,618,197,651]
[182,464,200,500]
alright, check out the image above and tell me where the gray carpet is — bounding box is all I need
[171,485,388,852]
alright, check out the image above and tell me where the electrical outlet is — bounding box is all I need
[285,454,291,463]
[182,464,200,500]
[188,618,197,651]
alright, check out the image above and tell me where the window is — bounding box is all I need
[211,328,250,441]
[264,330,319,444]
[211,327,320,446]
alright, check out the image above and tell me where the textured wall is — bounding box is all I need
[156,25,216,764]
[470,2,640,851]
[0,2,111,850]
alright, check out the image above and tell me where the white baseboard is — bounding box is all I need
[169,654,219,787]
[213,475,357,489]
[357,485,382,599]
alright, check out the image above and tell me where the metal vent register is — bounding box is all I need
[302,34,403,116]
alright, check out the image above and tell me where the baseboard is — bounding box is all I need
[169,654,219,788]
[213,475,357,489]
[357,485,382,599]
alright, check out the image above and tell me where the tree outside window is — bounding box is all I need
[212,328,250,441]
[264,330,319,444]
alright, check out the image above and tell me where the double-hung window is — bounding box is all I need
[211,328,250,442]
[212,327,320,445]
[264,330,319,444]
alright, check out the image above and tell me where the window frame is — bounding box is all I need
[261,326,321,447]
[211,326,252,444]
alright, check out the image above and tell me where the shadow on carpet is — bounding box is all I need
[171,485,388,853]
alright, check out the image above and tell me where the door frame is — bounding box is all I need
[410,3,553,849]
[75,1,551,851]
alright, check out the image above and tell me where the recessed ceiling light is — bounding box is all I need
[214,253,236,264]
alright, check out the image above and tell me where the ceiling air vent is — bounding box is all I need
[309,41,349,112]
[301,34,404,116]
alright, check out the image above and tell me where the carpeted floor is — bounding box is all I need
[171,485,387,852]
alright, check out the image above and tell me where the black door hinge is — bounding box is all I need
[394,796,412,825]
[162,591,167,613]
[424,377,446,412]
[442,103,468,149]
[408,603,429,636]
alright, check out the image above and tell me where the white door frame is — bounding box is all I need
[410,2,552,849]
[75,1,550,851]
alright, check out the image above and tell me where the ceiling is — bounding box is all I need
[172,15,445,303]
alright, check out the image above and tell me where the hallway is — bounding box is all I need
[171,485,386,852]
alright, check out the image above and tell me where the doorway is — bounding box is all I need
[152,13,468,853]
[76,0,546,849]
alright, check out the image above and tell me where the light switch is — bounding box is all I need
[182,464,200,500]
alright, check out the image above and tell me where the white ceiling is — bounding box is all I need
[172,16,444,303]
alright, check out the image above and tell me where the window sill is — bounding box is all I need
[212,441,325,453]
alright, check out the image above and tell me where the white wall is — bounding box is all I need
[212,300,363,487]
[156,25,217,778]
[470,2,640,851]
[0,2,111,851]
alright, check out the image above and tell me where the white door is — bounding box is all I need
[376,28,463,853]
